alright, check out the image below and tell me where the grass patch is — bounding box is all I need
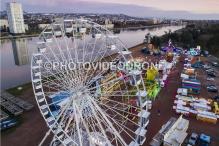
[6,82,32,96]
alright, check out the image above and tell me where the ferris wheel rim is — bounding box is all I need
[31,18,149,146]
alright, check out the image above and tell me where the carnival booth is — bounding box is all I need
[182,79,201,94]
[145,66,160,100]
[184,68,195,75]
[161,39,181,63]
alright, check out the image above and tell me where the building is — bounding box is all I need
[102,18,114,30]
[150,115,189,146]
[0,19,9,31]
[38,24,50,30]
[6,2,25,34]
[163,116,189,146]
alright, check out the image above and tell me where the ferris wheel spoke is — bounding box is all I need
[41,77,70,91]
[89,91,137,97]
[71,104,83,146]
[39,55,75,89]
[73,105,95,146]
[96,95,138,108]
[82,34,87,63]
[86,73,130,91]
[97,100,140,124]
[95,99,140,127]
[103,111,138,142]
[88,102,112,145]
[42,76,71,92]
[89,110,120,145]
[60,25,74,61]
[84,35,118,80]
[53,104,80,146]
[92,108,128,146]
[85,58,133,87]
[88,96,128,146]
[81,40,106,86]
[51,25,69,62]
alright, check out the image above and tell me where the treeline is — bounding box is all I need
[150,23,219,58]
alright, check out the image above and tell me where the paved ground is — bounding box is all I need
[1,88,50,146]
[1,44,219,146]
[130,45,219,146]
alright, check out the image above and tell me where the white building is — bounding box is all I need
[150,115,189,146]
[38,24,50,30]
[163,115,189,146]
[6,2,25,34]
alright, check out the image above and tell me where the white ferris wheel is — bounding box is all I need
[31,19,150,146]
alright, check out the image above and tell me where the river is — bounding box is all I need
[0,25,184,90]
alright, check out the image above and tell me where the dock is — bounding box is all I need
[0,109,9,121]
[1,91,33,111]
[0,91,33,116]
[1,101,23,116]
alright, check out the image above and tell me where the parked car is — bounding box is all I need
[206,68,214,71]
[200,50,209,57]
[0,118,17,131]
[207,85,218,92]
[141,47,150,54]
[207,72,216,77]
[211,62,219,67]
[212,95,219,102]
[206,77,214,81]
[188,133,199,145]
[199,134,210,146]
[203,65,211,70]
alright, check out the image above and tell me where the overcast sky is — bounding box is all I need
[2,0,219,19]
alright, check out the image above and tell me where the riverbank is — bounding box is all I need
[0,25,185,90]
[113,23,172,30]
[0,34,39,40]
[0,23,176,40]
[160,23,219,58]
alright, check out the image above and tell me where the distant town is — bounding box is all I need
[0,2,213,39]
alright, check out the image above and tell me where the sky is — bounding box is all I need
[1,0,219,19]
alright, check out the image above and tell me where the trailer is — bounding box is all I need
[177,88,188,96]
[182,79,201,94]
[180,74,189,80]
[196,111,217,124]
[184,68,195,75]
[173,105,190,115]
[175,95,193,102]
[190,102,211,111]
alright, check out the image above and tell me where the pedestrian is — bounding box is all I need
[157,109,161,116]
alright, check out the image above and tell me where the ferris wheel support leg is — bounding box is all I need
[38,129,52,146]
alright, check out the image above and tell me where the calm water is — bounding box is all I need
[0,25,184,90]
